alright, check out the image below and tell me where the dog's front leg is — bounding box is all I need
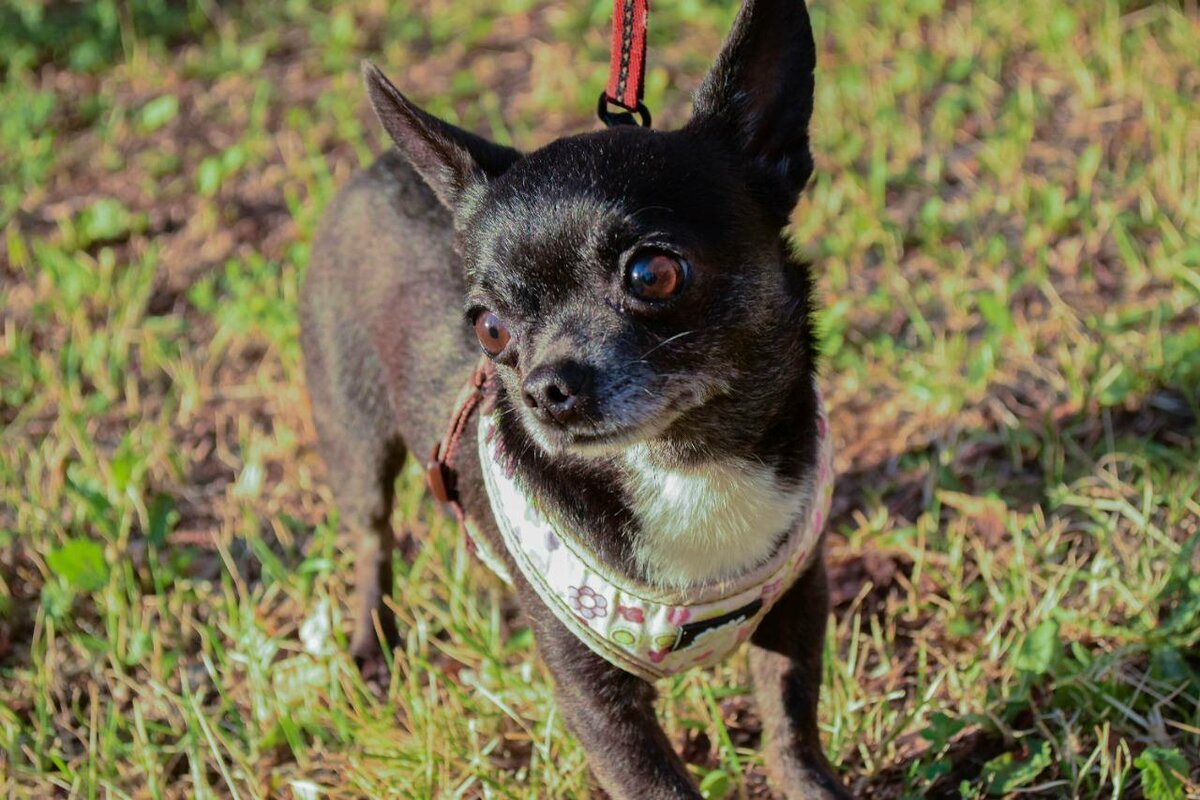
[749,555,851,800]
[527,598,701,799]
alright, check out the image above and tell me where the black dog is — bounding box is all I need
[300,0,849,796]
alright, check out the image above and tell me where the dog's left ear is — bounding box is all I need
[689,0,816,218]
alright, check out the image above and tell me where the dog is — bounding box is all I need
[299,0,849,796]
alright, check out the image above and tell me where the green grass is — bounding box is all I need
[1,0,1198,797]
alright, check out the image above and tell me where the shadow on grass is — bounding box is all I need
[829,383,1197,602]
[827,383,1198,796]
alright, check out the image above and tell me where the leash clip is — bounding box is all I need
[597,93,652,128]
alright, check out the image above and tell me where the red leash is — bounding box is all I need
[599,0,651,127]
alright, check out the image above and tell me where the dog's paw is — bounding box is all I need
[766,753,853,800]
[350,631,397,692]
[356,653,393,691]
[776,769,852,800]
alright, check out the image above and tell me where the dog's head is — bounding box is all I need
[366,0,817,462]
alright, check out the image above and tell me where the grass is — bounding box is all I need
[1,0,1198,797]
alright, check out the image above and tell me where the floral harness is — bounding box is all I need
[426,360,835,682]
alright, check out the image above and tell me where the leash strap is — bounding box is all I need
[599,0,651,127]
[426,358,496,524]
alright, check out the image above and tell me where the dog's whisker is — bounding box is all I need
[625,204,675,222]
[629,330,697,365]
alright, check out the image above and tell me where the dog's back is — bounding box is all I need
[301,150,478,468]
[299,149,479,665]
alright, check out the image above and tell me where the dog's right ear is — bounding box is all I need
[362,62,520,214]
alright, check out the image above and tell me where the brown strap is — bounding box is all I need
[426,357,496,522]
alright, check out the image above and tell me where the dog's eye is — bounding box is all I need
[626,252,686,301]
[474,311,511,356]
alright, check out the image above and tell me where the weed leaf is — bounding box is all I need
[1135,748,1189,800]
[982,739,1052,795]
[1014,619,1061,675]
[46,538,110,592]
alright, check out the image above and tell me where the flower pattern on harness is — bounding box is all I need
[569,585,608,620]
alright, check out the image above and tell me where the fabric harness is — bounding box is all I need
[427,359,835,682]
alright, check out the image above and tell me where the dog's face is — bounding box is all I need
[365,0,816,459]
[459,131,796,456]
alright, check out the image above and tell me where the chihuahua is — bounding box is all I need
[299,0,849,796]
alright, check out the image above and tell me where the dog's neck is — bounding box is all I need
[491,369,819,589]
[621,444,812,588]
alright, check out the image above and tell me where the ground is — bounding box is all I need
[1,0,1198,798]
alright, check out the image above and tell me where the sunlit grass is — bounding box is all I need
[1,1,1197,797]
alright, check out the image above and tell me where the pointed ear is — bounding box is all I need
[362,62,520,212]
[689,0,816,216]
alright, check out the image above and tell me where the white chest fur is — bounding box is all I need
[622,445,809,590]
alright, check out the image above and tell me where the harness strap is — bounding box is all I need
[426,358,495,523]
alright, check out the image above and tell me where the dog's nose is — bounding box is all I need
[522,360,593,423]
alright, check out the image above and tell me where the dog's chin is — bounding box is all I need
[521,409,684,459]
[512,379,725,459]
